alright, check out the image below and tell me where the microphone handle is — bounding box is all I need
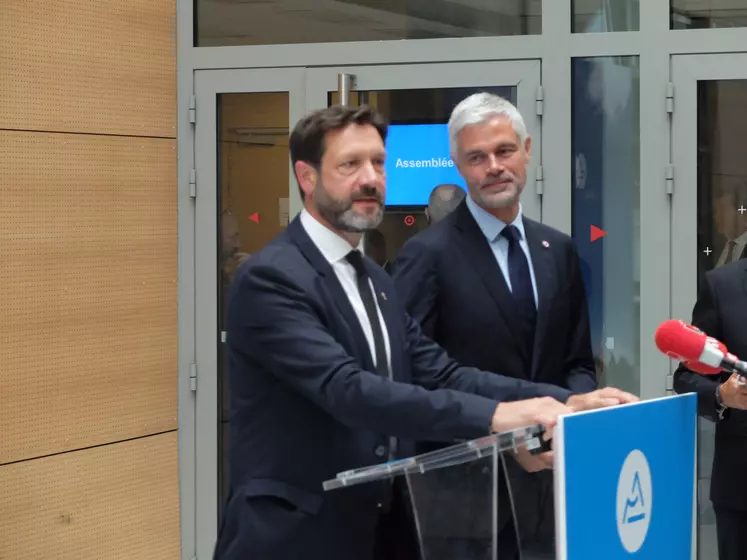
[735,361,747,386]
[721,358,747,385]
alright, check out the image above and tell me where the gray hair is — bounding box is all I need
[427,183,466,224]
[448,93,528,155]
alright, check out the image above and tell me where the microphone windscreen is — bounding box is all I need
[654,319,707,363]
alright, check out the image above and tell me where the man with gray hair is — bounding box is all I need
[426,183,466,225]
[394,92,597,558]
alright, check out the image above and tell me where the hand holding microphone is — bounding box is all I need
[654,318,747,413]
[718,373,747,411]
[654,319,747,382]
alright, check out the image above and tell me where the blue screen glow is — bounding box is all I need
[384,124,466,206]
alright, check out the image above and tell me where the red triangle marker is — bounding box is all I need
[249,212,260,224]
[590,225,606,242]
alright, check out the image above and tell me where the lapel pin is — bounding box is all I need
[381,292,387,301]
[542,240,550,248]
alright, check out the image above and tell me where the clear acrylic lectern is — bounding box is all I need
[323,425,557,560]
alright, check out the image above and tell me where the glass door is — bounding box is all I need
[670,52,747,560]
[192,68,305,559]
[192,61,541,556]
[306,61,542,263]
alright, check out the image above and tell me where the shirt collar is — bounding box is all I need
[299,209,363,264]
[733,229,747,245]
[465,194,526,243]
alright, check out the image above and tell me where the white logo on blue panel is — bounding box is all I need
[616,449,652,553]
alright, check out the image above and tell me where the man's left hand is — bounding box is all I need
[511,445,553,473]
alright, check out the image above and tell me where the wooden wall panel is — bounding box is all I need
[0,432,180,559]
[0,131,177,464]
[0,0,175,138]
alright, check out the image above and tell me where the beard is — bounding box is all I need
[314,182,384,232]
[471,171,525,209]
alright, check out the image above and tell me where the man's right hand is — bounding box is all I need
[719,374,747,410]
[566,387,639,411]
[491,397,573,437]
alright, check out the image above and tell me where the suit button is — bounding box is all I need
[375,445,387,457]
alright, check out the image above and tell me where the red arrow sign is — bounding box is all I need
[249,212,260,224]
[590,225,606,242]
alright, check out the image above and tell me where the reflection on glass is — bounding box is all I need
[217,92,290,513]
[694,79,747,560]
[572,0,640,32]
[195,0,541,47]
[698,81,747,274]
[672,1,747,29]
[407,456,498,559]
[571,56,640,395]
[331,87,515,264]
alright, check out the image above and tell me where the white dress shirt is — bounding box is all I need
[299,209,392,375]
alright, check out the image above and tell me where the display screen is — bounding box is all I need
[384,123,466,207]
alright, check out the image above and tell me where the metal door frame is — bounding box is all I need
[192,67,306,560]
[189,60,541,557]
[670,53,747,327]
[669,52,747,560]
[306,61,544,222]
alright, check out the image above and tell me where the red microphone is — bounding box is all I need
[683,358,723,375]
[655,319,747,378]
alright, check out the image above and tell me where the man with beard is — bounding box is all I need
[213,104,635,560]
[392,93,598,558]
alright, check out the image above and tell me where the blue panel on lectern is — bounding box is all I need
[557,394,696,559]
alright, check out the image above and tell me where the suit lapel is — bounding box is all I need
[452,203,529,363]
[523,219,558,378]
[287,218,375,372]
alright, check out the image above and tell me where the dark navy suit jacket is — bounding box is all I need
[393,201,597,395]
[213,215,573,560]
[391,202,596,548]
[673,259,747,511]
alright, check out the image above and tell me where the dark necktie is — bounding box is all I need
[346,250,390,379]
[346,250,397,463]
[501,225,537,352]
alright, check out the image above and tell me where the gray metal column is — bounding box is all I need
[337,73,355,105]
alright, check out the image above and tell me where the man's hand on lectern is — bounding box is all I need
[566,387,639,412]
[491,397,573,436]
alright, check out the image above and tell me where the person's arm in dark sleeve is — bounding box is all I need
[672,273,724,421]
[404,311,574,403]
[561,243,598,393]
[229,263,499,442]
[391,236,439,339]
